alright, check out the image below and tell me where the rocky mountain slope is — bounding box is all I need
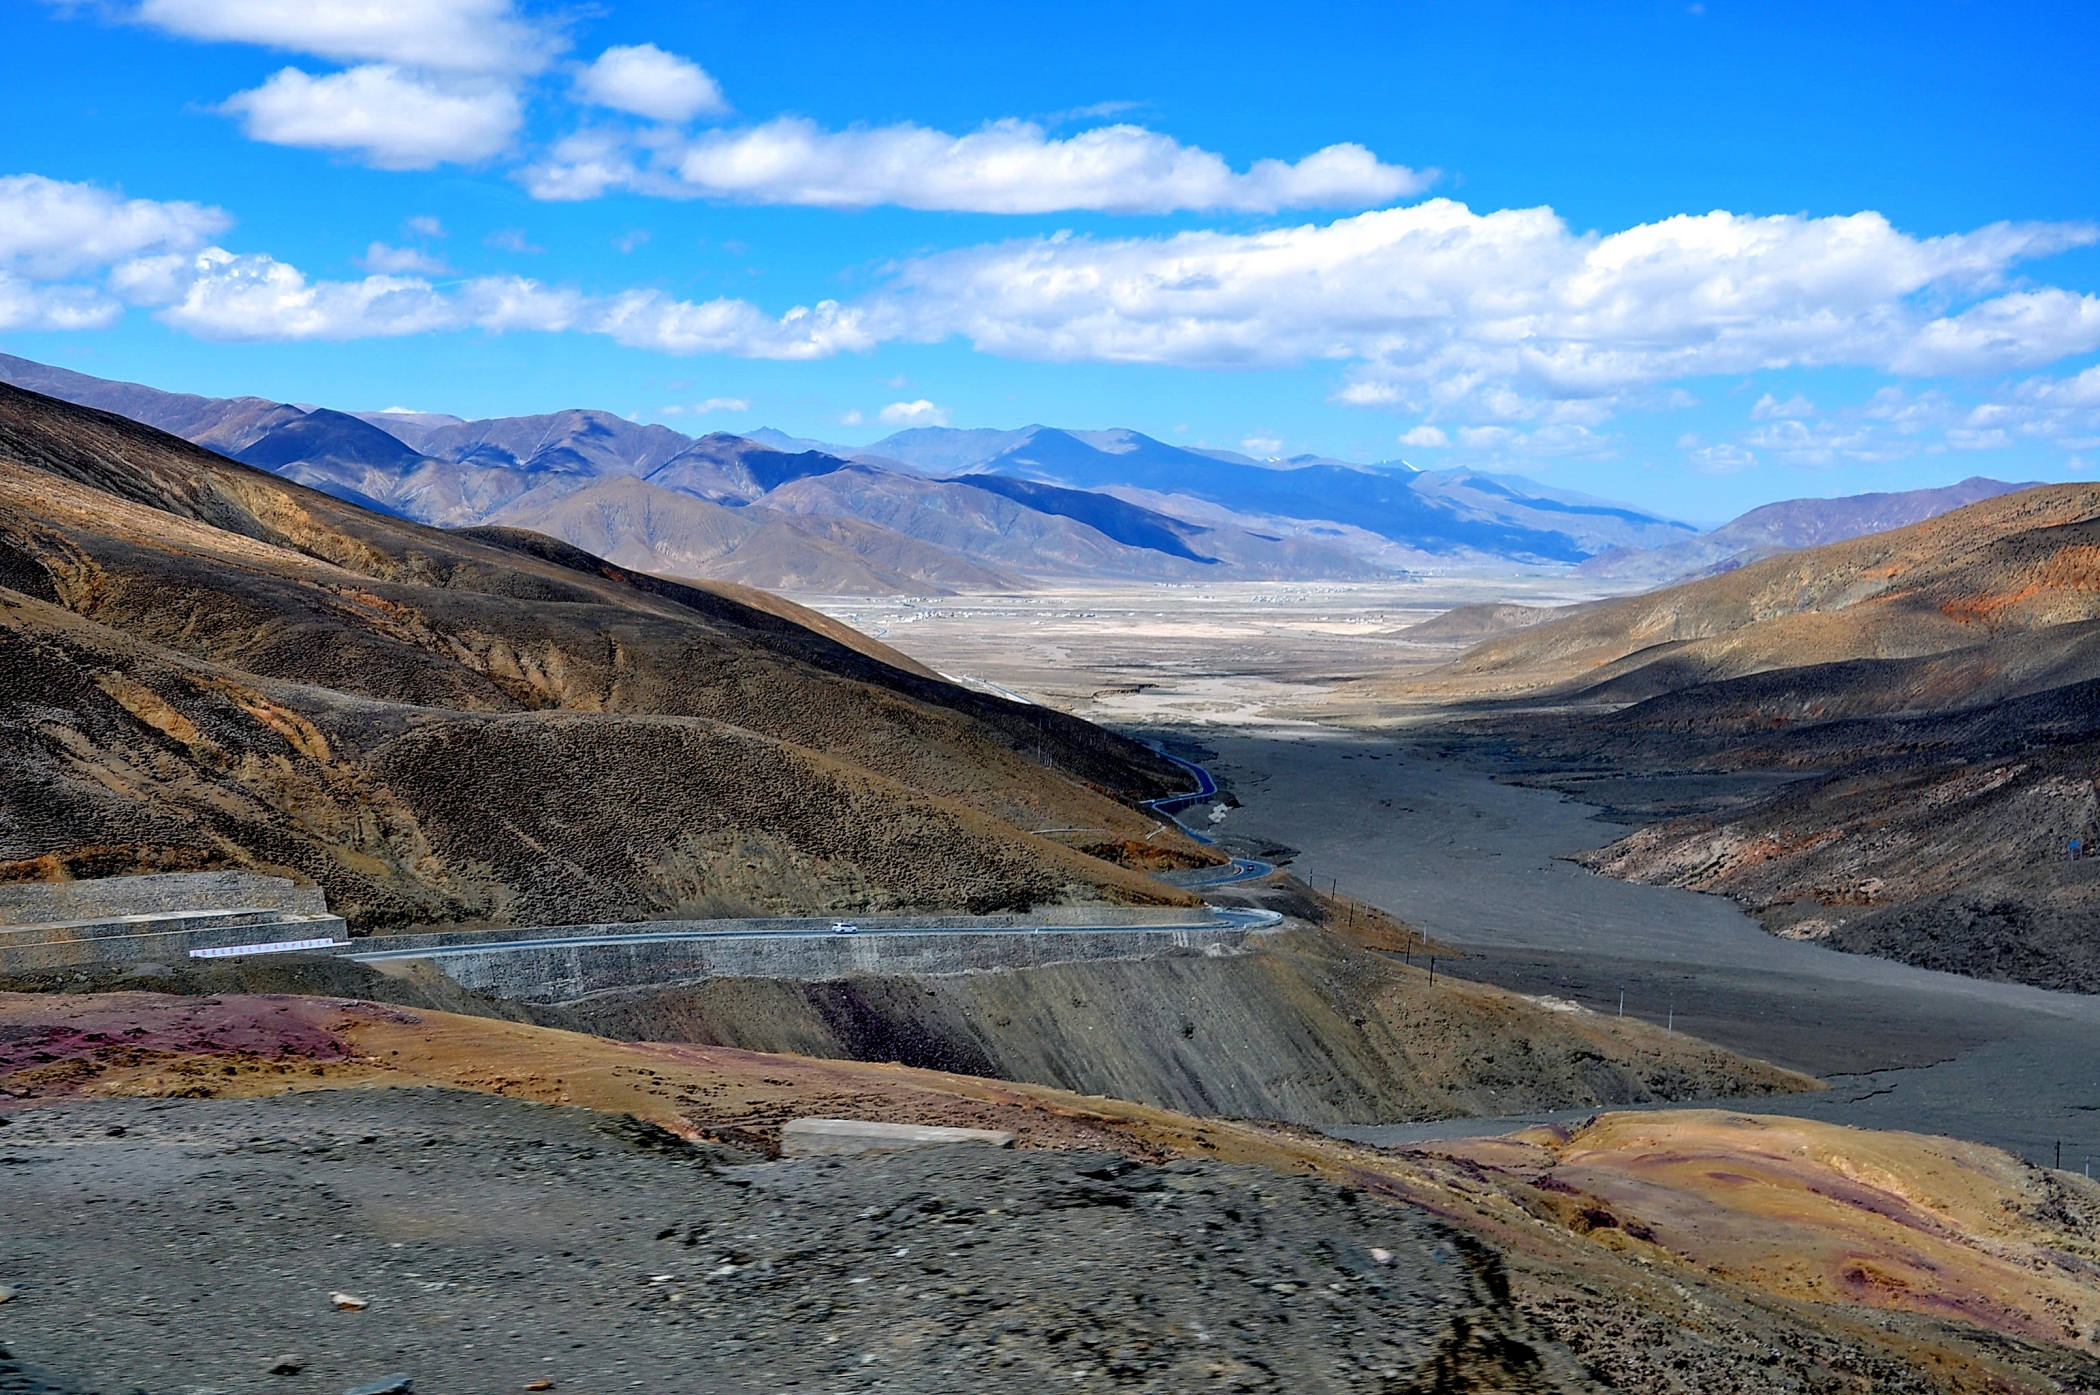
[1576,477,2035,584]
[0,381,1200,928]
[1390,483,2100,704]
[1371,483,2100,992]
[484,473,1027,594]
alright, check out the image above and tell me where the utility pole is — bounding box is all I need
[1618,990,1624,1018]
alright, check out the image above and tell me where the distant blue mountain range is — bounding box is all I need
[0,352,1707,589]
[755,423,1697,563]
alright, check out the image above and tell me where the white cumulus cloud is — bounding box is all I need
[150,249,462,340]
[138,249,857,357]
[574,44,726,123]
[1741,416,1896,466]
[0,173,229,279]
[872,202,2100,400]
[526,116,1430,213]
[1889,289,2100,376]
[1398,425,1448,447]
[131,0,555,170]
[222,65,522,169]
[0,174,229,330]
[878,399,951,426]
[0,276,124,332]
[0,171,857,355]
[1943,365,2100,451]
[133,0,556,74]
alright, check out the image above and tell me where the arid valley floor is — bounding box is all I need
[799,579,2100,1171]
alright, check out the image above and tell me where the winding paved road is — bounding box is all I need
[1145,750,1276,886]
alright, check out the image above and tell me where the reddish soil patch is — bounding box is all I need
[0,992,360,1100]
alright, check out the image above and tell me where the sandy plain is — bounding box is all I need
[795,578,2100,1173]
[803,576,1622,728]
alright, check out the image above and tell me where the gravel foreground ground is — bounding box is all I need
[0,1088,1588,1394]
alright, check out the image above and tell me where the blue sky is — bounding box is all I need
[2,1,2097,522]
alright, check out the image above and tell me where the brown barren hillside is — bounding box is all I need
[0,382,1208,927]
[1368,481,2100,993]
[1364,482,2100,706]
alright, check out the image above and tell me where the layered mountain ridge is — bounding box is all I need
[2,354,1698,590]
[1575,476,2040,584]
[0,354,2035,598]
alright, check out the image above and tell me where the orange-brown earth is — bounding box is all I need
[1358,483,2100,708]
[0,382,1218,928]
[4,989,2097,1393]
[1427,1112,2100,1352]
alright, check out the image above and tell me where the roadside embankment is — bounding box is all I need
[552,923,1815,1126]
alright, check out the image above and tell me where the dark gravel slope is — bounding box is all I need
[0,1090,1589,1394]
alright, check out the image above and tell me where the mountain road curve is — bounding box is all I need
[1204,730,2100,1169]
[1143,750,1277,887]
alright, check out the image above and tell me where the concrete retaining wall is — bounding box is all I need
[0,914,351,971]
[360,925,1259,1005]
[351,905,1217,957]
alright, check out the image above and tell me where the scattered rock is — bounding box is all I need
[779,1117,1016,1156]
[524,1382,554,1391]
[329,1291,369,1310]
[1369,1247,1395,1265]
[0,1091,1572,1393]
[342,1375,413,1395]
[0,1284,18,1303]
[267,1354,302,1375]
